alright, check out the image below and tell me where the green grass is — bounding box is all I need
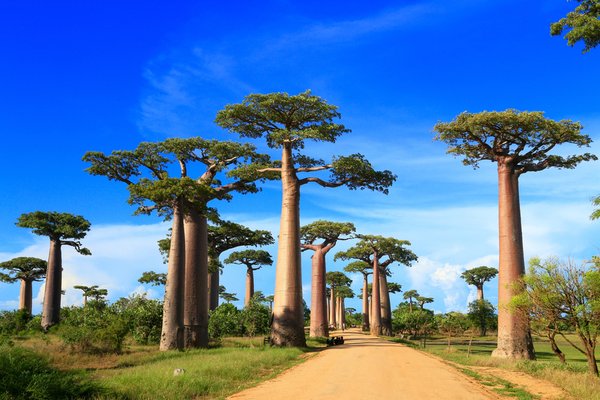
[95,346,307,399]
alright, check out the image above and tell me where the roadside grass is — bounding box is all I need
[392,334,600,400]
[5,333,325,400]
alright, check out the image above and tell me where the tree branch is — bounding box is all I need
[298,177,345,187]
[296,164,332,173]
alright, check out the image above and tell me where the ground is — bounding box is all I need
[228,328,530,400]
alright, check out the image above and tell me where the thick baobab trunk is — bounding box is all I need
[41,239,62,330]
[379,271,393,336]
[370,252,382,336]
[362,275,369,331]
[245,267,254,307]
[183,208,209,348]
[271,143,306,346]
[492,162,535,360]
[309,248,329,337]
[476,285,484,301]
[160,202,186,351]
[329,288,337,329]
[335,297,343,329]
[19,279,33,315]
[208,266,219,311]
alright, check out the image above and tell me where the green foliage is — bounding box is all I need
[240,296,271,337]
[392,304,436,338]
[138,270,167,286]
[326,271,352,288]
[461,266,498,288]
[0,345,105,399]
[16,211,91,254]
[73,285,108,303]
[300,220,355,245]
[335,235,418,271]
[330,154,396,194]
[215,90,349,148]
[0,257,47,283]
[0,309,35,336]
[433,110,596,172]
[467,299,497,336]
[551,0,600,53]
[58,304,129,354]
[437,312,472,338]
[224,249,273,270]
[209,303,242,339]
[591,195,600,220]
[113,294,163,345]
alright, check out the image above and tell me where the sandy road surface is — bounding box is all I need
[228,329,494,400]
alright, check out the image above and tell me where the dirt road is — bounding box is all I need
[228,329,495,400]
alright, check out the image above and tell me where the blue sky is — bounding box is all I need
[1,0,599,315]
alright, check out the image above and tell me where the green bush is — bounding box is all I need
[58,304,129,354]
[241,299,270,337]
[209,303,242,339]
[112,294,163,344]
[0,309,32,335]
[0,345,105,399]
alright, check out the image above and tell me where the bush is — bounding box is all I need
[58,304,129,354]
[209,303,242,339]
[112,294,163,345]
[241,299,270,337]
[0,309,32,336]
[0,345,105,399]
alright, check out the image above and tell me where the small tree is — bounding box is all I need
[73,285,108,306]
[403,290,420,313]
[16,211,91,330]
[416,295,433,310]
[219,286,239,303]
[438,312,471,350]
[467,299,496,336]
[434,109,595,360]
[224,250,272,307]
[344,260,372,331]
[461,266,498,301]
[512,257,600,375]
[0,257,47,315]
[241,294,271,338]
[551,0,600,53]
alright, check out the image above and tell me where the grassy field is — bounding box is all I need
[393,334,600,400]
[2,334,325,400]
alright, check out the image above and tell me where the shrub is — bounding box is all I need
[112,294,163,345]
[0,309,32,335]
[241,299,270,337]
[209,303,242,339]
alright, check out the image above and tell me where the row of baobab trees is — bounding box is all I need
[2,91,597,362]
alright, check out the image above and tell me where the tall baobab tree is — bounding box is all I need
[326,271,352,330]
[434,109,596,359]
[84,138,268,350]
[16,211,91,330]
[216,91,395,346]
[224,249,272,307]
[335,285,354,330]
[461,266,498,301]
[335,235,417,336]
[551,0,600,53]
[0,257,47,315]
[403,290,419,313]
[301,220,355,337]
[344,260,372,331]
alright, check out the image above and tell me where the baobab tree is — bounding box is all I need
[224,249,273,307]
[84,138,268,350]
[73,285,108,305]
[301,220,355,337]
[16,211,91,330]
[326,271,352,330]
[461,266,498,301]
[219,286,239,303]
[434,109,596,359]
[335,235,417,336]
[403,290,419,313]
[208,221,273,311]
[216,91,395,346]
[0,257,47,315]
[416,295,433,310]
[344,260,372,331]
[551,0,600,53]
[335,285,354,330]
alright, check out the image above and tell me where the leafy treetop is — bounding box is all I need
[343,260,372,277]
[300,220,355,248]
[224,249,273,270]
[461,266,499,288]
[138,271,167,286]
[334,235,417,271]
[551,0,600,53]
[433,110,596,172]
[0,257,47,283]
[16,212,91,255]
[326,271,352,288]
